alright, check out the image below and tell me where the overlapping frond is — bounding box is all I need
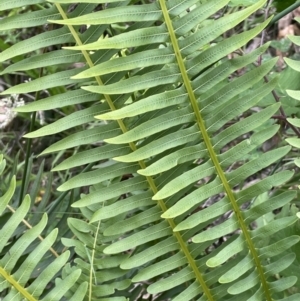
[61,206,133,300]
[1,1,299,300]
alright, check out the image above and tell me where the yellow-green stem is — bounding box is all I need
[54,2,213,299]
[159,0,272,299]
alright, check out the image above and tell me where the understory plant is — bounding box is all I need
[1,0,300,300]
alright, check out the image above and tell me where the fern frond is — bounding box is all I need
[1,1,299,300]
[61,212,131,300]
[57,1,298,299]
[0,155,87,300]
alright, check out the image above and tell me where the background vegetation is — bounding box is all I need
[1,0,300,300]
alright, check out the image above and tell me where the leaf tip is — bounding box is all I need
[70,75,81,79]
[90,217,99,224]
[95,113,111,120]
[71,201,81,208]
[152,194,160,201]
[109,154,131,162]
[56,184,66,192]
[206,258,217,268]
[137,169,146,176]
[23,133,33,139]
[161,212,170,219]
[51,166,59,172]
[38,150,48,157]
[218,276,228,284]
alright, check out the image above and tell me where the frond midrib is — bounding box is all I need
[0,266,38,301]
[159,1,272,300]
[88,220,101,299]
[54,2,212,299]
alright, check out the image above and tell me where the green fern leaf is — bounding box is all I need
[1,0,299,300]
[0,156,86,300]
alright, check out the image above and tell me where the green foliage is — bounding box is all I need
[0,155,87,300]
[0,1,300,300]
[285,18,300,167]
[274,0,299,12]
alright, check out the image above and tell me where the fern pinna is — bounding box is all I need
[0,0,300,300]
